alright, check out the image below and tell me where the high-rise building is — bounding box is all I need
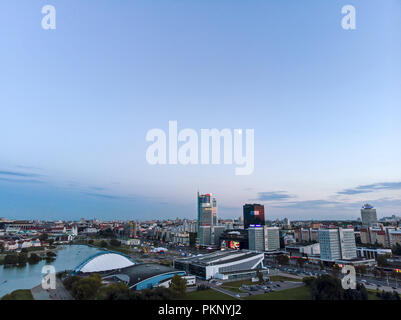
[197,192,218,245]
[197,193,217,228]
[264,226,280,251]
[243,204,265,229]
[213,225,226,246]
[248,226,265,251]
[199,226,212,246]
[361,204,378,227]
[318,228,357,261]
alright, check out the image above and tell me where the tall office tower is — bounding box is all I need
[318,228,357,261]
[264,227,280,251]
[197,193,217,227]
[248,226,265,251]
[243,204,265,229]
[197,192,217,244]
[361,204,378,227]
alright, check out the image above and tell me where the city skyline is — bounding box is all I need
[1,1,401,220]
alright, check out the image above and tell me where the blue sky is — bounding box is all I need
[0,0,400,221]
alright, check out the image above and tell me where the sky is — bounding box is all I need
[0,0,400,221]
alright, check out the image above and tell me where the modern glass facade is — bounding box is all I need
[197,192,218,244]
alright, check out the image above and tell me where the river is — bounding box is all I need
[0,245,105,298]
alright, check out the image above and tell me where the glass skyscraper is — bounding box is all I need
[197,192,218,245]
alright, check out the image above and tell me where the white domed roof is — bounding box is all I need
[76,252,135,273]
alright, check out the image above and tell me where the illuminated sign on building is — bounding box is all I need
[229,241,240,250]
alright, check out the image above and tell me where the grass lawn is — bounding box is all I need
[368,292,381,300]
[270,276,302,282]
[245,285,311,300]
[183,289,236,300]
[1,289,34,300]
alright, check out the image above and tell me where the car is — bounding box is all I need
[392,287,397,290]
[276,284,281,287]
[235,294,241,298]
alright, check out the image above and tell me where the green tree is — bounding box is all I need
[169,274,187,297]
[303,276,315,287]
[311,275,344,300]
[331,265,341,278]
[4,254,18,265]
[109,239,121,247]
[63,275,80,291]
[17,252,28,265]
[97,283,130,300]
[28,253,41,264]
[71,274,102,300]
[377,254,389,267]
[309,275,368,300]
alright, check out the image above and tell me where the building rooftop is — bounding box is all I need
[106,263,178,287]
[175,250,263,267]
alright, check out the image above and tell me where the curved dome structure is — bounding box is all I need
[74,251,135,273]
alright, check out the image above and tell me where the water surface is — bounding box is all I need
[0,245,104,297]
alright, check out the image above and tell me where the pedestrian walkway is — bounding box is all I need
[31,278,73,300]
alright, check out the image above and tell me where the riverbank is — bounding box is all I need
[0,246,60,265]
[1,289,34,300]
